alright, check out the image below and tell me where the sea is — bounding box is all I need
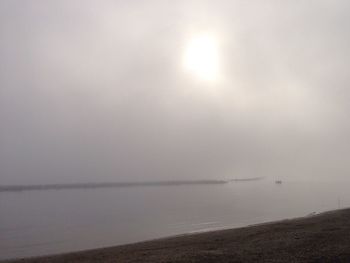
[1,179,349,260]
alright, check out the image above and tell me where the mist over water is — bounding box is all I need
[1,179,350,260]
[1,1,350,261]
[1,1,350,185]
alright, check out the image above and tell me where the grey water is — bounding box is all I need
[1,179,349,260]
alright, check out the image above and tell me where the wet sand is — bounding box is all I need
[5,208,350,263]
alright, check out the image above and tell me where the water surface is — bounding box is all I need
[1,179,349,260]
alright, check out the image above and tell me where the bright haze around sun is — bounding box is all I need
[183,33,220,82]
[1,0,350,184]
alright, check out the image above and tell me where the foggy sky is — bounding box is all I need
[1,0,350,184]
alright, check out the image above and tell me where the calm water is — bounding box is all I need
[1,179,349,260]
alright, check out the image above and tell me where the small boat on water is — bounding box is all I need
[275,180,282,184]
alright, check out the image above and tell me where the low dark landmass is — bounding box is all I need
[0,180,227,192]
[0,178,264,192]
[5,208,350,263]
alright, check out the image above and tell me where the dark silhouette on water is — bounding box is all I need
[0,177,265,192]
[275,180,282,184]
[0,180,227,192]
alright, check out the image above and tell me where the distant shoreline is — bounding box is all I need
[0,178,264,192]
[5,208,350,263]
[0,180,227,192]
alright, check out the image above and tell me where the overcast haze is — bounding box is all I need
[1,0,350,185]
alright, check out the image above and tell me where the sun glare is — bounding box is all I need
[183,33,220,82]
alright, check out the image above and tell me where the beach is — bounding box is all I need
[5,208,350,263]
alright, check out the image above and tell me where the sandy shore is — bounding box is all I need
[5,208,350,263]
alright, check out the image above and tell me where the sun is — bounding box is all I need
[183,33,220,82]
